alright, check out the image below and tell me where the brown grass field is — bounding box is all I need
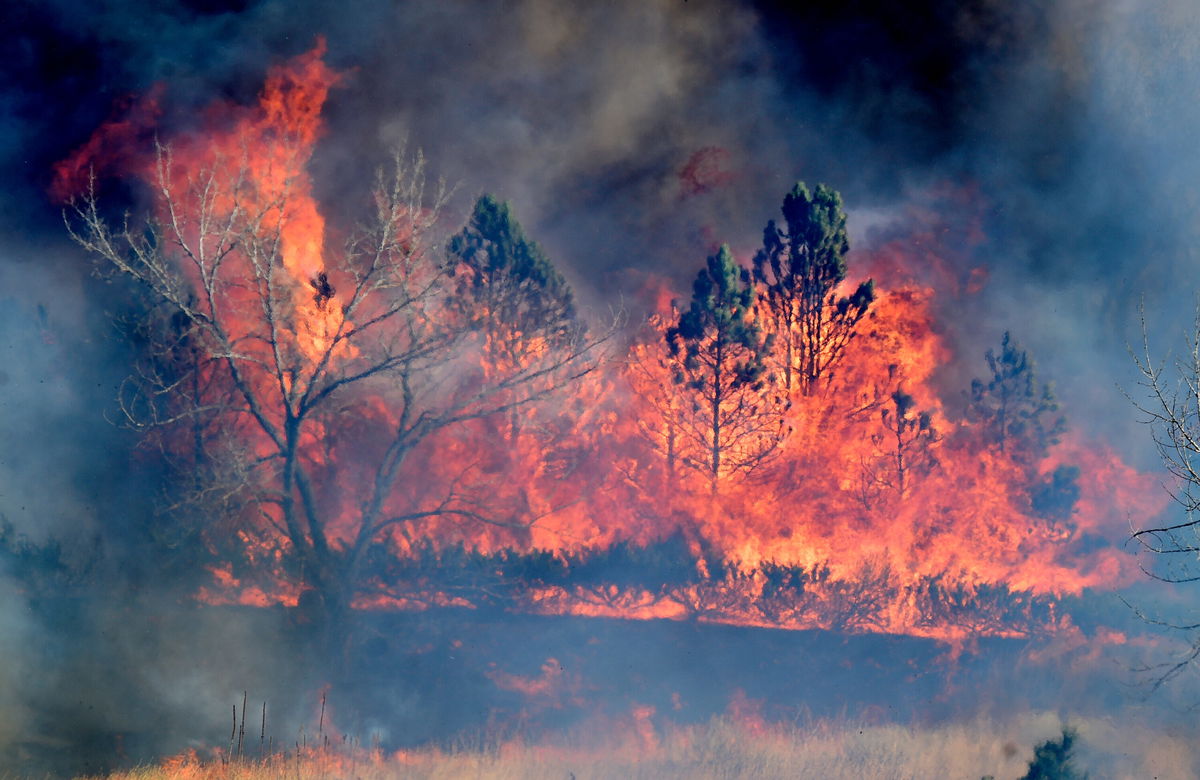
[71,711,1199,780]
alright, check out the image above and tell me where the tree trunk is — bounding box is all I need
[302,576,356,678]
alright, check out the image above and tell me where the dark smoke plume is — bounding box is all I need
[4,0,1200,773]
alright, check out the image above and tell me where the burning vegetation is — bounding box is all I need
[51,42,1166,658]
[77,715,1102,780]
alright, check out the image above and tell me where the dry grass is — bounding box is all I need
[78,711,1200,780]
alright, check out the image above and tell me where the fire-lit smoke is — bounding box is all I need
[7,0,1200,774]
[54,44,1166,646]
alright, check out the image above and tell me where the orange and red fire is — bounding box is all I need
[55,42,1166,647]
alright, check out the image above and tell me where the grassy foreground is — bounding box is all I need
[75,711,1198,780]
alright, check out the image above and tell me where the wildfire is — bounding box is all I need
[56,42,1166,646]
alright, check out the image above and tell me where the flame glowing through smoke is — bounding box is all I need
[56,44,1165,645]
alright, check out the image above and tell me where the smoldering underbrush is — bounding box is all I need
[73,712,1192,780]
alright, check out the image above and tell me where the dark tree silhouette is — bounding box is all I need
[860,388,939,504]
[448,194,585,441]
[448,194,581,355]
[967,331,1064,459]
[751,182,875,396]
[1020,727,1087,780]
[67,146,602,652]
[667,245,785,494]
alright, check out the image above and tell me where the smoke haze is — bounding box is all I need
[6,0,1200,774]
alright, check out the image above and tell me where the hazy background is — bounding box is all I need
[5,0,1200,773]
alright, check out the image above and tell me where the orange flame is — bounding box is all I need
[58,45,1168,644]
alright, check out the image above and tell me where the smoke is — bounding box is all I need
[0,565,34,764]
[6,0,1200,773]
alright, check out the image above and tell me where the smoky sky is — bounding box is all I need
[8,0,1200,772]
[2,0,1198,586]
[6,0,1200,465]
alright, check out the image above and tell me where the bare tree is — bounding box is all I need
[1129,306,1200,687]
[625,309,686,490]
[1131,309,1200,583]
[67,142,602,646]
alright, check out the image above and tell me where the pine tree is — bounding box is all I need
[448,194,583,437]
[860,388,939,504]
[667,245,785,494]
[752,182,875,395]
[967,332,1065,459]
[449,194,581,359]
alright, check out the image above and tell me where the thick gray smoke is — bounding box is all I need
[5,0,1200,773]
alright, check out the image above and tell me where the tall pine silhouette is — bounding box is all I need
[752,182,874,395]
[668,245,785,494]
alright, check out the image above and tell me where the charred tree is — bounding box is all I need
[861,388,939,503]
[667,246,786,494]
[66,143,603,659]
[751,182,875,396]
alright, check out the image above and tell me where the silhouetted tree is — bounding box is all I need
[751,182,875,395]
[755,561,830,625]
[822,559,896,632]
[444,193,591,535]
[67,144,602,652]
[448,195,582,378]
[668,245,786,493]
[1020,727,1087,780]
[566,535,698,611]
[967,332,1064,459]
[860,388,939,503]
[909,575,1054,636]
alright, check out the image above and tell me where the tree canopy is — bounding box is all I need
[752,182,875,395]
[967,331,1065,460]
[448,194,581,353]
[667,245,784,493]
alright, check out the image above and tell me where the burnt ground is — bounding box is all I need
[12,596,1158,777]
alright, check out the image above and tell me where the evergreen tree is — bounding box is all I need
[752,182,875,395]
[448,194,583,437]
[861,388,939,503]
[667,245,785,493]
[967,332,1065,459]
[449,194,582,360]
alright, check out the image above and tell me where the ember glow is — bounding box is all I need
[13,1,1200,775]
[56,44,1164,644]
